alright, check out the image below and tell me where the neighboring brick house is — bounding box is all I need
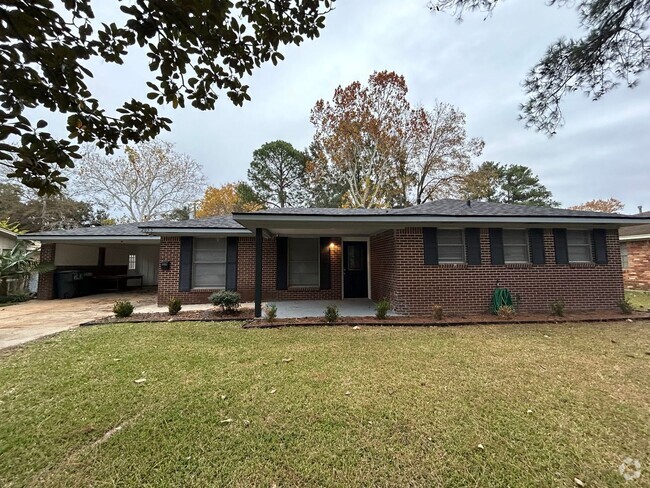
[25,199,650,316]
[619,211,650,291]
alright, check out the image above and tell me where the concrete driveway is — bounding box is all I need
[0,290,157,350]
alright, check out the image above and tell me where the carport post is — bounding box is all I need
[255,227,263,318]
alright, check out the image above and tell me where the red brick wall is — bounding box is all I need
[391,228,624,315]
[370,230,395,302]
[37,243,56,300]
[157,236,343,305]
[623,239,650,291]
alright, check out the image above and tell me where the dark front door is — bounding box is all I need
[343,241,368,298]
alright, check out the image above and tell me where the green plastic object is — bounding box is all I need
[491,287,513,314]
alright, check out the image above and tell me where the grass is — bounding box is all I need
[1,321,649,487]
[626,290,650,311]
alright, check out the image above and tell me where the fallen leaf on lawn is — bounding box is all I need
[243,419,250,427]
[543,335,550,338]
[282,358,293,363]
[345,391,351,396]
[134,378,146,384]
[527,409,533,414]
[113,358,121,362]
[220,395,227,400]
[352,326,361,330]
[626,318,633,323]
[477,444,484,450]
[220,418,233,424]
[574,478,585,487]
[269,389,277,394]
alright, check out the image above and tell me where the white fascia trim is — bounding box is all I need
[145,228,252,236]
[233,214,650,226]
[18,235,160,242]
[620,234,650,241]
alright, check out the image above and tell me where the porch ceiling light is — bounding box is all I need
[329,241,335,249]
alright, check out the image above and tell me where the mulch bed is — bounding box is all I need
[81,308,255,326]
[81,309,650,328]
[244,311,650,329]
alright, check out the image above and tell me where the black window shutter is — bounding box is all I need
[276,237,288,290]
[529,228,546,265]
[489,228,504,265]
[423,227,438,265]
[465,228,481,265]
[320,237,331,290]
[179,236,193,292]
[553,228,569,264]
[226,237,238,291]
[592,229,608,265]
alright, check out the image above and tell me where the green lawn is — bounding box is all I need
[1,321,649,487]
[627,290,650,311]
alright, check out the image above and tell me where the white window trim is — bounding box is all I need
[288,237,320,289]
[620,242,629,270]
[438,228,466,264]
[566,229,593,264]
[503,228,530,264]
[192,237,227,290]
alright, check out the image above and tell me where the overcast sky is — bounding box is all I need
[54,1,650,213]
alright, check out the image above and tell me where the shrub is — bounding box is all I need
[113,300,134,318]
[0,294,30,305]
[617,297,634,315]
[264,303,278,322]
[209,290,241,313]
[432,304,443,320]
[496,305,515,319]
[168,297,182,316]
[324,304,339,323]
[375,299,391,320]
[550,298,566,317]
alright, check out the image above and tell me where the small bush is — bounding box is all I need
[432,304,443,320]
[264,303,278,322]
[550,298,566,317]
[168,297,182,316]
[324,304,339,323]
[496,305,515,319]
[375,299,391,320]
[0,294,30,305]
[113,300,134,318]
[617,297,634,315]
[209,290,241,313]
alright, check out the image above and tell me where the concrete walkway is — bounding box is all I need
[271,299,378,319]
[0,290,157,350]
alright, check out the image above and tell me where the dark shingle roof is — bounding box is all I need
[391,199,629,218]
[139,215,245,229]
[235,199,646,220]
[620,211,650,237]
[24,220,166,237]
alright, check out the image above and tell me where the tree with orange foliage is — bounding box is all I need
[310,71,481,208]
[569,198,624,214]
[196,182,262,217]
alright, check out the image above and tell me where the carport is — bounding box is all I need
[21,222,160,299]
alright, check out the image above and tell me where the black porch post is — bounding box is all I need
[255,227,263,318]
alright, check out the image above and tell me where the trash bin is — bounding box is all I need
[54,270,81,299]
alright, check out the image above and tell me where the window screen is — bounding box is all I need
[503,229,529,263]
[620,243,628,269]
[567,230,592,263]
[437,229,465,263]
[288,238,319,287]
[192,238,227,288]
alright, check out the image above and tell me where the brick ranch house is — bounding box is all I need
[619,210,650,291]
[26,199,650,317]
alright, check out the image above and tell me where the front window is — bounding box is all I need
[567,230,592,263]
[192,238,226,288]
[621,243,628,269]
[128,254,137,270]
[438,229,465,264]
[288,238,319,287]
[503,229,529,263]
